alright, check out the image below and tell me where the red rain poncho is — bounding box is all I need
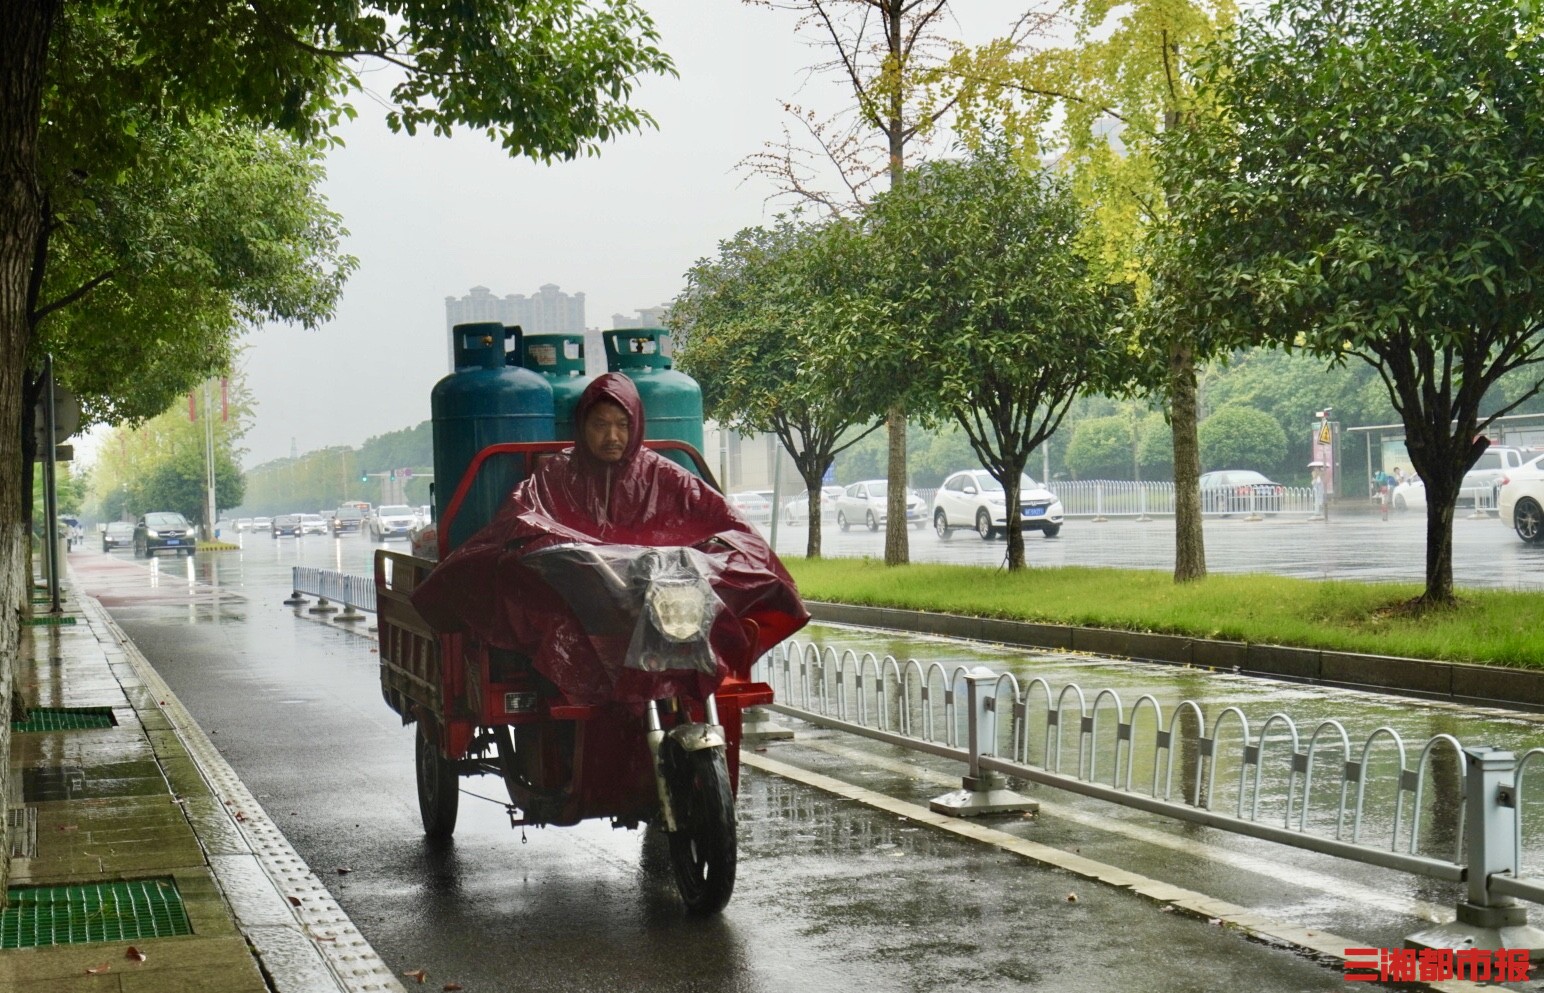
[411,373,808,705]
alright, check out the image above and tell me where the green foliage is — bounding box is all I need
[37,120,355,429]
[1064,415,1137,480]
[134,448,244,527]
[1198,405,1288,475]
[1158,0,1544,600]
[1136,412,1174,479]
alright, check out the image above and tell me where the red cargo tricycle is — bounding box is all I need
[374,440,776,914]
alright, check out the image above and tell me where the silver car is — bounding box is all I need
[834,479,926,531]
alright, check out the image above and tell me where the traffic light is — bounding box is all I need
[360,471,368,483]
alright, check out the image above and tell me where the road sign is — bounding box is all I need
[33,384,80,450]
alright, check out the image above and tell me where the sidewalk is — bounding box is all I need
[3,578,404,993]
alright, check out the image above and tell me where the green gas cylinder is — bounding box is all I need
[518,333,591,441]
[602,329,704,473]
[431,323,554,552]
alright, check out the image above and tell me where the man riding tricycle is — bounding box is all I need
[375,372,807,913]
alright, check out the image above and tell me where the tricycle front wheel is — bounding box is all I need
[664,741,737,914]
[415,722,459,841]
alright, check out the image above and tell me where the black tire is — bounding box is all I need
[1515,498,1544,544]
[934,509,951,539]
[837,511,849,532]
[415,722,459,841]
[664,743,736,915]
[864,510,879,532]
[976,508,997,540]
[1043,524,1061,538]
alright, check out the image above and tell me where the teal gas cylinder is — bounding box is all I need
[518,333,591,441]
[431,323,554,552]
[602,329,704,473]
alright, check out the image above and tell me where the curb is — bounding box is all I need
[805,601,1544,712]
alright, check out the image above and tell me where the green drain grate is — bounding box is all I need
[24,615,76,627]
[1,878,192,948]
[12,707,117,732]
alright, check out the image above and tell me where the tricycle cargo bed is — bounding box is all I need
[375,550,444,721]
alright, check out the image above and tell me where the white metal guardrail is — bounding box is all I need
[755,639,1544,948]
[1049,479,1320,519]
[285,566,375,622]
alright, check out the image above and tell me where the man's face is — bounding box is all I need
[582,400,630,463]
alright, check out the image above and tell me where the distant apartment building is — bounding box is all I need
[612,305,671,329]
[443,284,587,367]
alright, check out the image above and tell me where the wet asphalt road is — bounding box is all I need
[65,518,1542,991]
[768,504,1544,590]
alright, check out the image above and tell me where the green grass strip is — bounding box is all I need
[783,559,1541,668]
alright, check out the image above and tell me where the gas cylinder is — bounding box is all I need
[518,333,591,441]
[602,329,703,472]
[431,323,554,552]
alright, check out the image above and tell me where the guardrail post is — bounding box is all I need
[930,667,1038,817]
[741,706,794,742]
[1136,483,1151,522]
[283,566,308,606]
[1407,747,1544,957]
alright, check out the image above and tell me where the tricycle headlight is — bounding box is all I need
[646,578,707,642]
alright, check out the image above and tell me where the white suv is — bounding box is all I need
[368,504,418,542]
[932,469,1064,540]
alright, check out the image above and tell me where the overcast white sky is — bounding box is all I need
[231,2,1016,468]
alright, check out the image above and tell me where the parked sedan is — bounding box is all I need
[834,479,926,531]
[133,512,196,557]
[932,469,1064,540]
[1498,453,1544,543]
[1391,477,1426,512]
[102,521,135,552]
[727,491,773,524]
[1198,470,1285,515]
[784,485,845,525]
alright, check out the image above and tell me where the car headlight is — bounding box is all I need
[146,529,160,537]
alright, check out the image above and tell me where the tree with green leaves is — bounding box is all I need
[860,146,1126,569]
[744,0,1048,567]
[1158,0,1544,606]
[1197,406,1287,477]
[673,218,882,558]
[944,0,1237,582]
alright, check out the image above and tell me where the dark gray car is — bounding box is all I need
[133,512,195,557]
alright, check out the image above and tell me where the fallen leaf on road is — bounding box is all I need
[85,963,111,975]
[403,968,428,983]
[1208,918,1223,926]
[126,947,146,962]
[1066,892,1078,903]
[336,867,352,875]
[287,896,302,907]
[58,824,78,831]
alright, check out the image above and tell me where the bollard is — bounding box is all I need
[1092,483,1108,523]
[308,597,339,615]
[1406,747,1544,958]
[283,590,308,606]
[741,705,794,742]
[930,667,1038,817]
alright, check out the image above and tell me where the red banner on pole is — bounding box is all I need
[188,393,197,422]
[220,378,229,422]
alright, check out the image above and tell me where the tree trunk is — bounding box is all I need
[801,473,824,559]
[1422,496,1456,605]
[0,0,59,905]
[1004,470,1025,571]
[1169,338,1206,582]
[883,408,908,565]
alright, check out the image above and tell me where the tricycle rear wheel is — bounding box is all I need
[415,722,459,841]
[664,741,736,914]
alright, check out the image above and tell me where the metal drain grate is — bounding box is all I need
[1,878,192,948]
[11,706,117,732]
[7,807,37,859]
[23,615,76,627]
